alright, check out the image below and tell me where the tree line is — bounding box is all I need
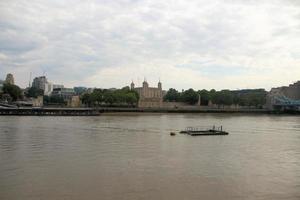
[81,86,139,107]
[0,83,23,102]
[164,88,267,108]
[1,82,266,108]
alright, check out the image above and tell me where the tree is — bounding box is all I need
[125,93,138,106]
[80,93,92,107]
[2,83,22,101]
[164,88,180,102]
[198,89,211,105]
[181,89,198,105]
[104,91,115,105]
[211,90,233,106]
[80,87,139,107]
[232,89,266,107]
[121,86,130,92]
[26,87,44,98]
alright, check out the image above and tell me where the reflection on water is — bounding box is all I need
[0,113,300,200]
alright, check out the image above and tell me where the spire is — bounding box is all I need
[158,78,162,89]
[130,79,135,90]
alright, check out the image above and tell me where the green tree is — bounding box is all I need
[80,93,92,107]
[2,83,22,101]
[81,87,139,107]
[125,93,138,106]
[211,90,233,106]
[26,87,44,98]
[232,89,266,107]
[198,89,211,105]
[181,89,198,105]
[164,88,180,102]
[104,91,116,105]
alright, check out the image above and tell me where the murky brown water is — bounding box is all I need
[0,113,300,200]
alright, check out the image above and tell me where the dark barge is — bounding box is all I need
[180,126,229,136]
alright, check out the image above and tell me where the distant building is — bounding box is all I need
[67,96,81,107]
[0,80,4,93]
[32,76,47,92]
[5,73,14,85]
[44,82,54,96]
[268,81,300,100]
[53,84,64,89]
[32,76,61,96]
[86,88,95,94]
[32,96,44,107]
[51,88,75,101]
[131,80,163,108]
[280,81,300,100]
[74,87,87,95]
[267,81,300,110]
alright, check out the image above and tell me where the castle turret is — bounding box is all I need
[158,80,162,89]
[142,79,148,88]
[130,81,135,90]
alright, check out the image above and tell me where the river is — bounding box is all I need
[0,113,300,200]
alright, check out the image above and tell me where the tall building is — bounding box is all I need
[131,80,163,108]
[32,76,47,91]
[32,76,54,96]
[0,80,4,93]
[5,73,14,85]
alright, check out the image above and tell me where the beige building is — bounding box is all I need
[268,81,300,100]
[280,81,300,100]
[67,96,81,107]
[5,73,14,85]
[131,80,163,108]
[266,81,300,110]
[32,96,44,107]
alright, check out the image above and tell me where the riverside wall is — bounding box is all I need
[0,107,290,116]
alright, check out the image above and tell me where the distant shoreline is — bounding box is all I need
[0,107,299,116]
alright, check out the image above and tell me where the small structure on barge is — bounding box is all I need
[180,126,229,136]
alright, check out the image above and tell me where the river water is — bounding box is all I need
[0,113,300,200]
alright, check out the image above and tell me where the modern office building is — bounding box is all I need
[32,76,59,96]
[51,88,75,101]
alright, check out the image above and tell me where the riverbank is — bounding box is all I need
[0,107,298,116]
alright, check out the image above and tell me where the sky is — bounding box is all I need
[0,0,299,91]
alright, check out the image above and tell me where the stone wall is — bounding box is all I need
[32,96,43,107]
[67,96,81,107]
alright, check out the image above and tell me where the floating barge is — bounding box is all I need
[180,126,229,136]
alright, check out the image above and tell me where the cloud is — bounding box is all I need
[0,0,299,90]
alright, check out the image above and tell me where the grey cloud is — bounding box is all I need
[0,30,42,53]
[0,0,299,89]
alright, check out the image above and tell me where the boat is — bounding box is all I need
[180,126,229,136]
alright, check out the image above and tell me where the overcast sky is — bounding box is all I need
[0,0,299,90]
